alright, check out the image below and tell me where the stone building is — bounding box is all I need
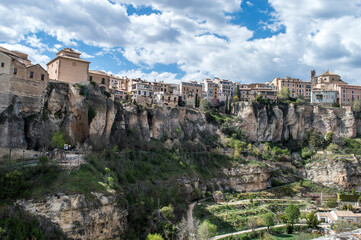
[153,92,179,107]
[47,48,90,83]
[272,76,312,99]
[0,46,48,82]
[236,83,277,101]
[88,70,110,92]
[202,78,219,99]
[337,84,361,106]
[130,81,153,104]
[180,81,203,106]
[311,70,360,106]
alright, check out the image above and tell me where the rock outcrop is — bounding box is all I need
[302,153,361,191]
[16,192,128,240]
[236,101,357,142]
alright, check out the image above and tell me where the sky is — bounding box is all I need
[1,0,361,84]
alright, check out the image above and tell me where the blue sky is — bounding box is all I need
[0,0,361,84]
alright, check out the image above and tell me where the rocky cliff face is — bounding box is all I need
[302,153,361,191]
[0,81,359,150]
[235,101,357,142]
[16,192,128,240]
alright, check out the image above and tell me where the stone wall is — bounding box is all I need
[0,74,47,115]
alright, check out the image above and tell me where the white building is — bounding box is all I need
[213,78,235,102]
[311,90,338,104]
[317,210,361,224]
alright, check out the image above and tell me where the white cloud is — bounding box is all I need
[0,0,361,84]
[0,43,50,67]
[246,1,253,7]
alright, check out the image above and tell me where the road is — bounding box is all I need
[211,224,308,240]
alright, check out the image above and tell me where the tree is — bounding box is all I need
[284,204,300,227]
[305,211,320,228]
[232,95,239,102]
[306,129,325,150]
[262,212,275,231]
[197,220,217,240]
[352,99,361,112]
[278,87,290,99]
[52,130,65,149]
[200,98,210,110]
[236,85,241,99]
[326,198,338,208]
[358,196,361,205]
[225,96,229,114]
[146,233,164,240]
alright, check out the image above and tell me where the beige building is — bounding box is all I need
[272,76,312,99]
[88,70,110,92]
[130,81,153,104]
[180,81,203,106]
[153,92,179,107]
[47,48,90,83]
[0,46,48,82]
[238,83,277,101]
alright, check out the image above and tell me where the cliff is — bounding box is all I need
[235,101,356,142]
[0,81,359,150]
[16,192,128,240]
[302,153,361,191]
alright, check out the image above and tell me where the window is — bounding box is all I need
[13,68,17,74]
[1,62,4,67]
[101,78,105,84]
[41,74,45,81]
[30,71,34,79]
[89,76,92,81]
[138,90,141,94]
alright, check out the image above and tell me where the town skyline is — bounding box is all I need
[0,0,361,85]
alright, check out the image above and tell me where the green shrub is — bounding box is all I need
[52,130,65,149]
[146,233,164,240]
[160,204,175,220]
[301,147,313,159]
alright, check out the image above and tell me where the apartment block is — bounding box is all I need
[272,76,312,99]
[202,78,219,99]
[180,81,202,106]
[213,78,235,102]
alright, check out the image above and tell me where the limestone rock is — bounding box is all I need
[16,192,128,240]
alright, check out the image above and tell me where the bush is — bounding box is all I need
[326,198,338,208]
[221,122,242,139]
[197,220,217,240]
[160,204,175,220]
[301,147,313,159]
[306,129,325,150]
[52,130,65,149]
[146,233,164,240]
